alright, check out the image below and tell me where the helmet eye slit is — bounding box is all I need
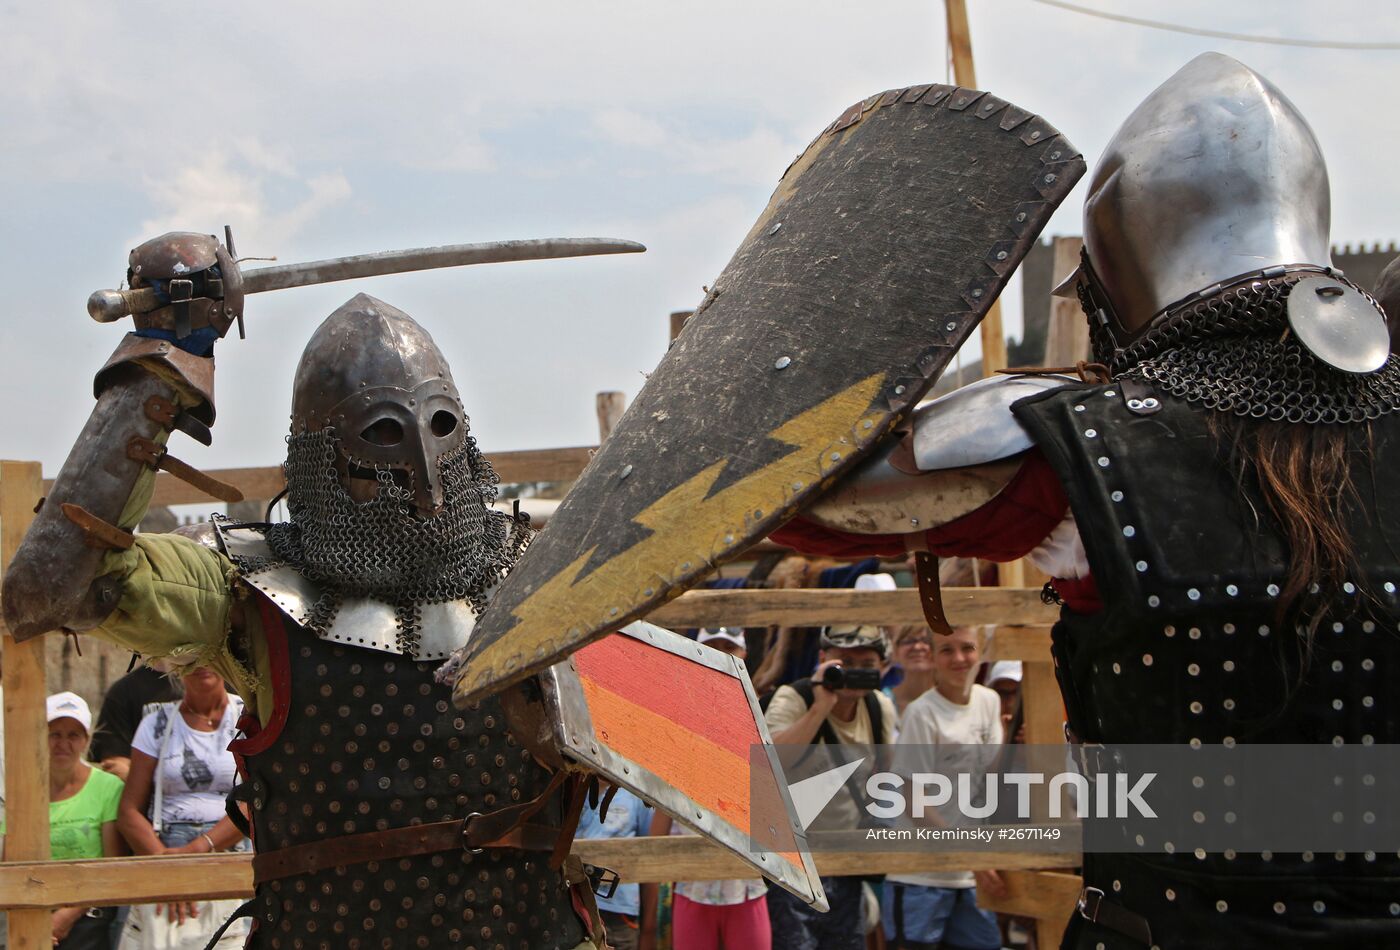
[361,418,404,447]
[431,410,459,438]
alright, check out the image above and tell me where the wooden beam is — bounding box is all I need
[1043,236,1089,366]
[943,0,1006,378]
[41,446,603,507]
[976,869,1082,921]
[648,587,1056,629]
[596,392,626,444]
[0,460,52,949]
[944,0,977,87]
[989,625,1054,663]
[0,841,1079,909]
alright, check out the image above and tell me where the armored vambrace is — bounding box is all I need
[1,333,235,639]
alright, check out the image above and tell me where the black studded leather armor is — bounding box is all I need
[1014,381,1400,949]
[233,597,586,950]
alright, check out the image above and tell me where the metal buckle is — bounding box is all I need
[1077,886,1104,923]
[584,863,620,901]
[460,812,485,854]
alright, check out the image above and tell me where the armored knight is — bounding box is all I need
[767,54,1400,947]
[3,253,602,947]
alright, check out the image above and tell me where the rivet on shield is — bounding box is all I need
[775,356,792,370]
[894,385,906,395]
[643,588,654,597]
[769,222,783,236]
[619,464,633,480]
[945,322,957,331]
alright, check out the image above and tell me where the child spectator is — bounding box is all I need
[576,785,654,950]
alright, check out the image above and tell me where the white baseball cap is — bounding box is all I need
[987,661,1023,685]
[854,572,897,592]
[698,627,747,649]
[46,691,93,734]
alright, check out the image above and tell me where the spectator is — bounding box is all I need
[764,625,895,950]
[2,692,126,948]
[642,628,771,950]
[884,626,936,723]
[695,626,748,660]
[986,660,1024,744]
[576,785,654,950]
[90,659,180,781]
[116,667,248,948]
[884,627,1004,950]
[646,811,770,950]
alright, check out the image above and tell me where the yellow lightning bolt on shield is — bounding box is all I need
[454,372,891,706]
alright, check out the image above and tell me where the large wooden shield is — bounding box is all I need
[454,84,1084,705]
[548,622,825,908]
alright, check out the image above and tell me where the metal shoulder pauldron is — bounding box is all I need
[212,520,475,661]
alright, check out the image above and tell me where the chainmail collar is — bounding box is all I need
[1083,270,1400,425]
[228,428,530,653]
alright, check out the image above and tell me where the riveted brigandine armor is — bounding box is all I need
[1036,54,1400,948]
[217,294,586,949]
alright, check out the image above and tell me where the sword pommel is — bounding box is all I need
[88,287,161,323]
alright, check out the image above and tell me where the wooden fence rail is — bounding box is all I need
[0,838,1081,916]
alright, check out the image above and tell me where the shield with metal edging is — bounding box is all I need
[452,83,1084,706]
[548,621,825,909]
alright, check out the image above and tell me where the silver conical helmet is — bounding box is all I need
[1079,52,1389,373]
[291,293,466,514]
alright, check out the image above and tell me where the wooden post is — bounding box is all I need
[0,460,51,949]
[596,392,626,444]
[944,0,1007,378]
[1043,236,1089,366]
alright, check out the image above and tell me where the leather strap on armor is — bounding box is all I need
[563,854,607,948]
[912,551,953,635]
[1076,886,1153,946]
[462,767,570,850]
[125,436,244,503]
[252,766,573,884]
[251,818,564,884]
[60,503,135,551]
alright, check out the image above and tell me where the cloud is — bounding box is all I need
[135,150,351,251]
[592,108,798,186]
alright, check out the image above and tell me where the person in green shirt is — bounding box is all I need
[35,692,127,947]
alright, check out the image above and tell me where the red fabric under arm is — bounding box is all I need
[771,449,1070,563]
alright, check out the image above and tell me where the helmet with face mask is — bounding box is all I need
[1062,53,1400,424]
[259,294,529,634]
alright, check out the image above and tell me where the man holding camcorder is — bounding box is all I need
[763,626,896,950]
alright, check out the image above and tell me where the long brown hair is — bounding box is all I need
[1208,414,1366,638]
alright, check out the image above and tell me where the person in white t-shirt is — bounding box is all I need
[116,666,249,947]
[883,627,1004,950]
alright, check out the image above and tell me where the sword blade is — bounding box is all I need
[241,237,646,294]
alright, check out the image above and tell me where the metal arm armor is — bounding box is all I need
[802,373,1070,535]
[1,335,217,640]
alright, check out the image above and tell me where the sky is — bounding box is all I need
[4,0,1399,476]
